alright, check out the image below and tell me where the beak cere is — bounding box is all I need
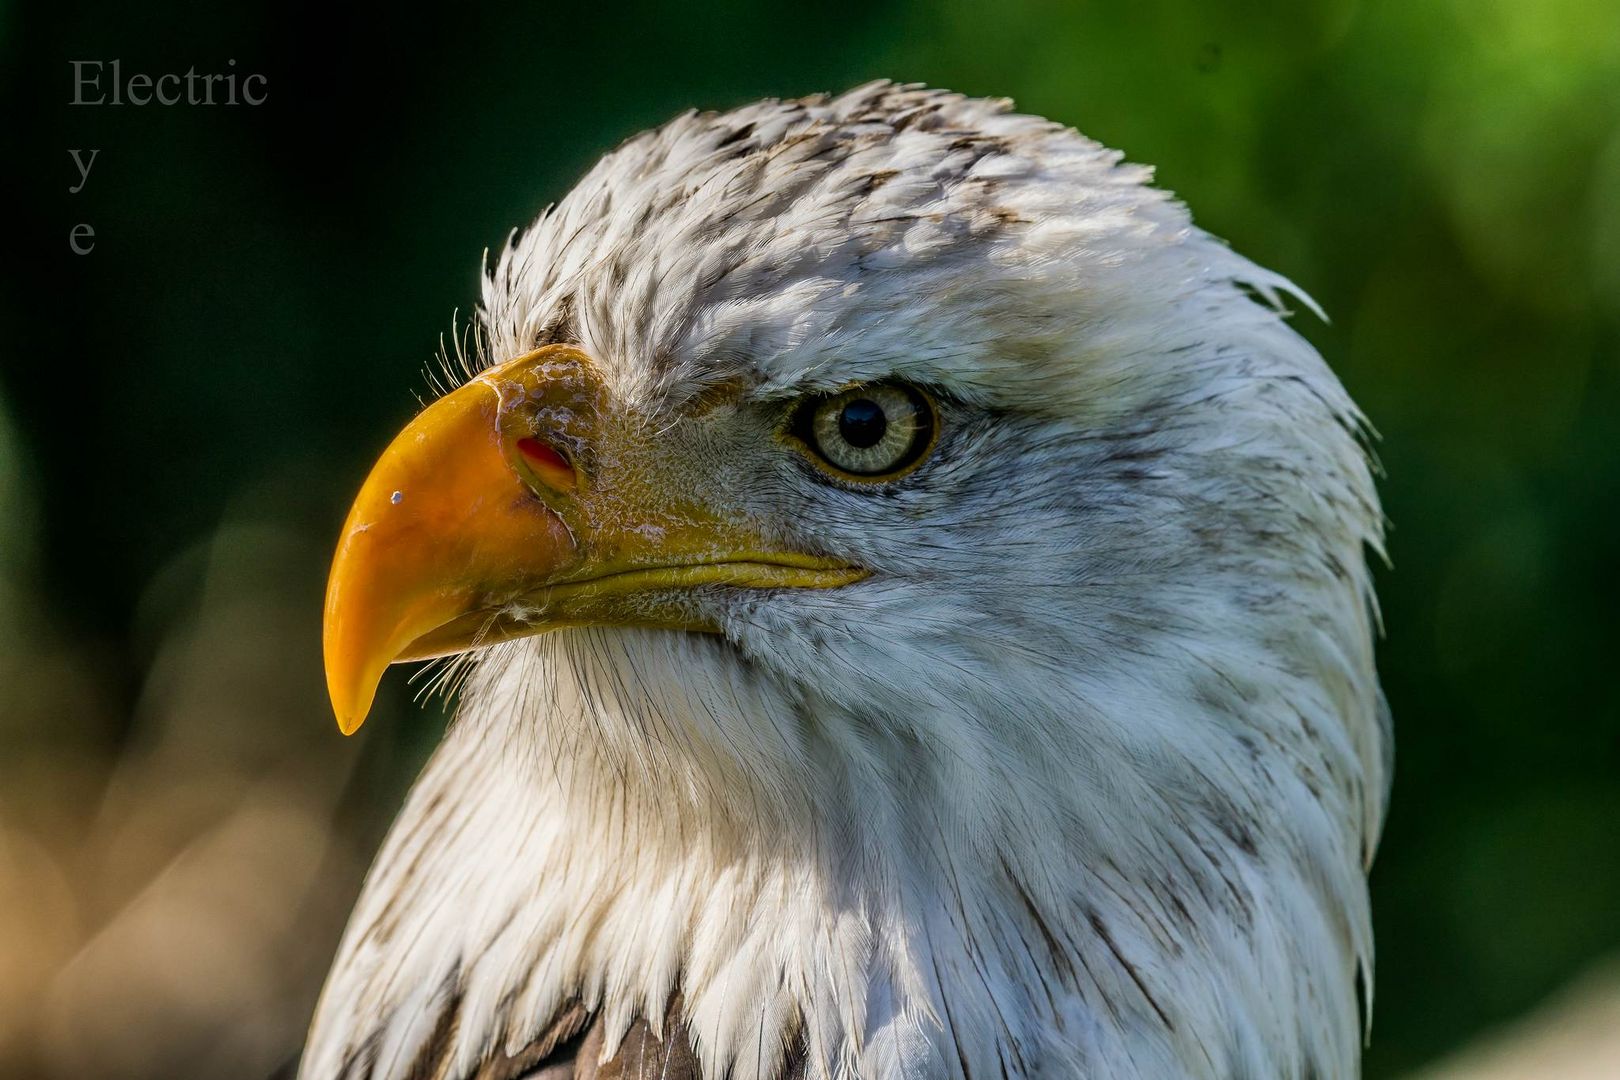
[321,345,865,735]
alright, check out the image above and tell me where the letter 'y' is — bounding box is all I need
[69,149,100,194]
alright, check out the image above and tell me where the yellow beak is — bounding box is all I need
[322,345,862,734]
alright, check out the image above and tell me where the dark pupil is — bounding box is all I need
[837,399,887,448]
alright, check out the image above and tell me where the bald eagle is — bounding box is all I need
[305,82,1389,1080]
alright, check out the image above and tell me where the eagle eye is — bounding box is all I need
[789,383,937,481]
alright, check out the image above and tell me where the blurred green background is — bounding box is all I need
[2,0,1617,1077]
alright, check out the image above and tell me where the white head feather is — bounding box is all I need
[301,81,1388,1080]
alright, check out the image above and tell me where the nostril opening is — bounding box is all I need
[515,436,577,491]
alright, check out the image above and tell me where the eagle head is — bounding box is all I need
[305,82,1387,1080]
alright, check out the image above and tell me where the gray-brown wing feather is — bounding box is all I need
[468,995,804,1080]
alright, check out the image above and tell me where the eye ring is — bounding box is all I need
[786,382,938,482]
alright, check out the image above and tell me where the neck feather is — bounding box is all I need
[302,630,1371,1080]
